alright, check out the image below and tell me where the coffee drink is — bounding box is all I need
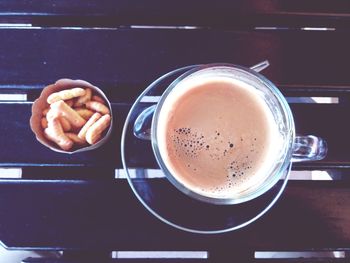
[156,75,281,199]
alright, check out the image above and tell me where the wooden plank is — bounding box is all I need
[23,260,213,263]
[217,258,349,263]
[254,260,348,263]
[1,180,350,250]
[0,28,350,98]
[22,259,208,263]
[0,102,348,169]
[0,0,350,28]
[21,258,350,263]
[23,260,209,263]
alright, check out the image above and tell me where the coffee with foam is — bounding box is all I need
[156,75,281,199]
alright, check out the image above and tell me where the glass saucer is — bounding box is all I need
[121,65,289,234]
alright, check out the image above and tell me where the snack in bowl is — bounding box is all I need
[30,79,113,153]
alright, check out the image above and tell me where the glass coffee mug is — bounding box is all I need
[133,61,327,205]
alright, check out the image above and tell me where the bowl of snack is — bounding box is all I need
[30,78,113,153]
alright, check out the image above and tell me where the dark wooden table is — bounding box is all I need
[1,1,350,262]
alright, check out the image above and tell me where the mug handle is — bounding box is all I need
[133,61,271,141]
[292,135,327,162]
[133,104,156,140]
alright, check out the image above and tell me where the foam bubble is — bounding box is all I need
[171,128,261,196]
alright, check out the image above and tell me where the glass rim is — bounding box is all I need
[151,63,295,205]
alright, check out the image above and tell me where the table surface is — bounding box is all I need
[0,0,350,256]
